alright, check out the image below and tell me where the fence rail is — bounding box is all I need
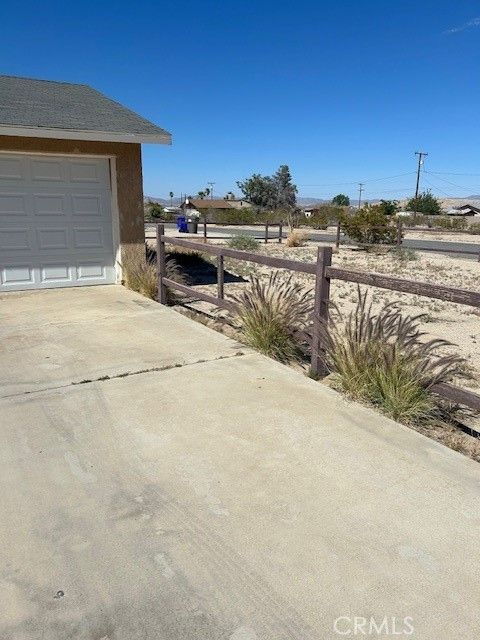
[155,223,480,415]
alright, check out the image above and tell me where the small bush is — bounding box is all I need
[286,229,310,247]
[322,288,465,424]
[341,205,397,246]
[227,234,260,251]
[468,222,480,235]
[229,272,313,362]
[391,247,417,262]
[304,212,329,229]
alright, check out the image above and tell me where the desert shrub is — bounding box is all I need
[286,229,310,247]
[341,205,397,246]
[468,222,480,235]
[227,234,260,250]
[322,288,465,424]
[406,213,428,227]
[208,208,257,225]
[429,216,468,231]
[304,211,329,229]
[391,247,417,262]
[229,272,313,362]
[122,244,186,303]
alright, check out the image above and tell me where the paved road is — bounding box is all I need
[1,285,480,639]
[149,223,480,260]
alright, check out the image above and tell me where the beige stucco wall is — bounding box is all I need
[0,136,145,246]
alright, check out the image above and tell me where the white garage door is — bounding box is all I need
[0,153,116,291]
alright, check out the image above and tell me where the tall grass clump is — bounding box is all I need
[229,272,313,362]
[286,229,310,247]
[122,244,186,303]
[227,234,260,251]
[322,288,465,423]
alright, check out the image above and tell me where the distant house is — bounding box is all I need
[446,204,480,217]
[180,196,251,216]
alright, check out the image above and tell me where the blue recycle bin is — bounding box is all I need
[176,215,188,233]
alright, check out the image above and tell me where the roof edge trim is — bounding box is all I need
[0,124,172,145]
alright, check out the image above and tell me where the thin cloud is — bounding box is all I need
[444,17,480,34]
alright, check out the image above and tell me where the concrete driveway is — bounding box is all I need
[1,285,479,639]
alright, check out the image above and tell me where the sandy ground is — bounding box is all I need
[165,238,480,393]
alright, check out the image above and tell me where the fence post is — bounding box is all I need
[396,218,403,247]
[156,223,168,305]
[278,222,283,243]
[203,216,207,243]
[335,220,341,249]
[264,221,269,244]
[217,254,224,299]
[310,246,332,377]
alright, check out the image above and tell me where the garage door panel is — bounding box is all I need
[1,264,34,286]
[73,228,105,249]
[77,262,108,280]
[36,228,69,251]
[30,158,66,182]
[0,155,25,181]
[0,193,28,216]
[0,228,31,251]
[40,263,73,284]
[68,160,107,184]
[0,154,115,291]
[33,194,68,216]
[71,194,103,216]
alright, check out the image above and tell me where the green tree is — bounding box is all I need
[332,194,350,206]
[148,202,164,219]
[197,190,206,199]
[273,164,297,209]
[378,199,400,215]
[236,173,277,208]
[406,191,442,215]
[237,165,297,211]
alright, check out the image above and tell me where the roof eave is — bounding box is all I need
[0,124,172,145]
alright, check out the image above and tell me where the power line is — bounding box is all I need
[297,171,416,188]
[428,171,480,177]
[421,176,454,198]
[424,171,479,192]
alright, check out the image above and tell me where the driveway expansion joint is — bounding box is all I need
[1,351,246,400]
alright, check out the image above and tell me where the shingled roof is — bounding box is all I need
[186,199,235,209]
[0,75,171,144]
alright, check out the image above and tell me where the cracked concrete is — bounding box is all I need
[1,285,480,639]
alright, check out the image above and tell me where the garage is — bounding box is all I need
[0,153,115,290]
[0,75,171,292]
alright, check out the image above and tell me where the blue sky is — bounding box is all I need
[1,1,479,201]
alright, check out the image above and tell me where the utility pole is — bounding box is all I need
[358,183,364,209]
[414,151,428,198]
[413,151,428,212]
[207,182,215,199]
